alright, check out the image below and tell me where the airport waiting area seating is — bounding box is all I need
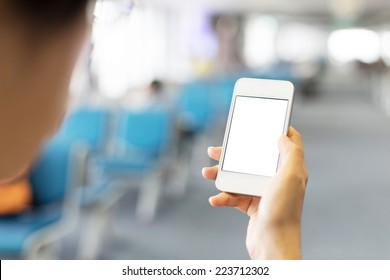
[56,106,110,152]
[96,108,172,173]
[54,107,117,207]
[52,106,174,217]
[91,107,173,222]
[0,139,81,259]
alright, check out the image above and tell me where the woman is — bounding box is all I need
[0,0,91,214]
[0,0,308,259]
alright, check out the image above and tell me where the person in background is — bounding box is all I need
[0,0,91,214]
[122,79,166,110]
[150,80,164,96]
[0,0,308,260]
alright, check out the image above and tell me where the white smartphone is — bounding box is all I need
[215,78,294,197]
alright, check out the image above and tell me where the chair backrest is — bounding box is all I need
[210,78,236,117]
[116,108,172,157]
[57,107,110,151]
[177,81,214,132]
[29,139,74,207]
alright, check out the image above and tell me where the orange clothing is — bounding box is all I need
[0,176,32,216]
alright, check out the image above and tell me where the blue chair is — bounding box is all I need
[96,108,172,175]
[116,108,172,158]
[50,108,125,260]
[53,107,115,204]
[170,81,219,198]
[210,77,236,118]
[57,107,110,152]
[0,139,80,259]
[93,107,173,223]
[176,81,214,133]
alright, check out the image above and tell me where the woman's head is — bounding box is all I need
[0,0,92,180]
[2,0,90,31]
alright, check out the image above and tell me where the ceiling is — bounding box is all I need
[144,0,390,23]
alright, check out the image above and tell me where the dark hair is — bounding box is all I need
[151,80,163,92]
[5,0,90,33]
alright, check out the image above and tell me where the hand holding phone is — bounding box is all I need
[202,127,308,259]
[202,78,308,259]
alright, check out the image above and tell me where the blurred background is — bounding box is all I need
[2,0,390,260]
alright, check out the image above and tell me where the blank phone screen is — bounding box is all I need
[222,96,289,177]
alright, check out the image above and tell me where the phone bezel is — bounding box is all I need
[215,78,294,197]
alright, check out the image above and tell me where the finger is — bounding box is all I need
[207,147,222,161]
[202,165,218,181]
[287,126,303,147]
[278,133,305,172]
[279,127,304,155]
[209,192,255,216]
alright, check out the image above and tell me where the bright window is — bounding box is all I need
[328,29,381,64]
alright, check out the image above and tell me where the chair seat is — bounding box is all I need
[82,156,157,207]
[0,209,62,255]
[92,156,154,177]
